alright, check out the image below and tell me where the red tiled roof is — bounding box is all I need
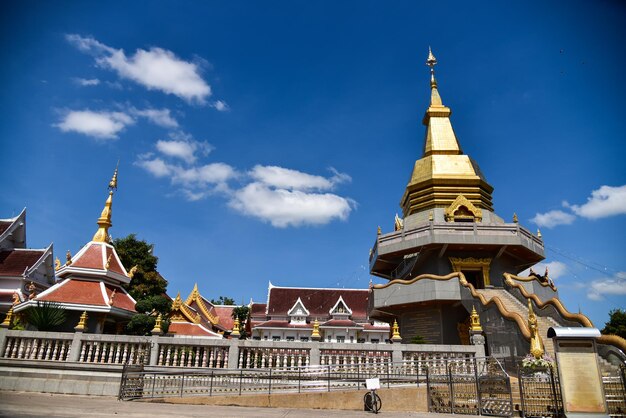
[321,319,362,328]
[250,303,266,316]
[38,279,107,306]
[213,306,235,330]
[255,320,312,329]
[104,284,136,312]
[0,249,45,276]
[267,287,369,318]
[105,246,125,275]
[169,322,221,337]
[0,221,12,235]
[37,279,136,313]
[72,244,104,270]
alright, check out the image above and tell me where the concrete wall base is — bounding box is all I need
[156,386,428,412]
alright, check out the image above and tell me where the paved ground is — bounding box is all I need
[0,391,456,418]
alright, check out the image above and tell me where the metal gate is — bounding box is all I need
[603,365,626,418]
[427,357,512,416]
[518,366,562,418]
[118,363,145,400]
[477,358,513,417]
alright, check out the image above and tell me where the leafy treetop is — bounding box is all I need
[210,296,236,305]
[602,308,626,339]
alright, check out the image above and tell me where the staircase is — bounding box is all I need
[475,288,558,356]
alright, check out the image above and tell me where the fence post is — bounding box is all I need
[151,373,156,398]
[239,369,243,395]
[68,330,83,362]
[180,373,185,397]
[426,367,431,412]
[387,361,391,389]
[448,360,454,414]
[149,335,159,366]
[328,365,331,392]
[227,340,239,369]
[209,371,214,396]
[309,344,320,366]
[298,367,301,393]
[0,327,8,357]
[268,368,272,395]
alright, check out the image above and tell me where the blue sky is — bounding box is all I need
[1,1,624,327]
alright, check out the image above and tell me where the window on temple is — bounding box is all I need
[337,336,345,343]
[300,337,309,342]
[272,336,280,341]
[286,336,295,341]
[329,296,352,319]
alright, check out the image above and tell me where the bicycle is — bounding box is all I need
[364,377,382,414]
[363,388,382,414]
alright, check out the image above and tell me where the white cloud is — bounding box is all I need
[131,108,178,128]
[228,182,354,228]
[211,100,229,112]
[135,157,172,177]
[250,165,351,191]
[521,261,567,280]
[55,110,133,139]
[531,210,576,228]
[566,185,626,219]
[66,34,211,104]
[588,272,626,301]
[74,78,100,86]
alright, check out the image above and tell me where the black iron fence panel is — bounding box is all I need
[118,364,145,400]
[427,369,453,414]
[603,365,626,418]
[518,366,562,418]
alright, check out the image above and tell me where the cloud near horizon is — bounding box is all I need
[66,34,212,104]
[531,184,626,228]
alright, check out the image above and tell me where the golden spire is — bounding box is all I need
[470,306,483,332]
[151,313,163,335]
[231,316,241,337]
[400,48,494,217]
[391,319,402,342]
[74,311,88,332]
[92,164,119,243]
[1,307,13,328]
[311,318,321,338]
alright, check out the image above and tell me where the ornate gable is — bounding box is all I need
[444,194,482,222]
[170,293,201,324]
[329,295,352,317]
[185,283,219,325]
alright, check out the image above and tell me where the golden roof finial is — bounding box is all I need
[513,213,519,223]
[1,307,13,328]
[426,46,438,88]
[151,313,163,335]
[470,305,483,332]
[391,319,402,342]
[93,165,119,243]
[231,316,241,337]
[311,318,321,338]
[65,250,72,266]
[74,311,88,332]
[537,229,542,238]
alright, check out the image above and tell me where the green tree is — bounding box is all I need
[602,309,626,339]
[114,234,167,300]
[26,301,67,331]
[113,234,170,335]
[210,296,235,305]
[231,305,250,339]
[410,334,427,344]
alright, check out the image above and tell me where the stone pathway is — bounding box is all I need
[0,391,455,418]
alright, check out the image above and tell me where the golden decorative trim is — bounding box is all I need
[185,283,219,325]
[597,334,626,354]
[444,194,482,222]
[375,272,532,339]
[503,273,588,325]
[231,317,241,336]
[311,318,321,338]
[54,258,61,271]
[528,299,545,359]
[449,257,492,287]
[171,293,201,324]
[65,250,72,266]
[394,214,403,231]
[505,273,557,291]
[1,307,13,328]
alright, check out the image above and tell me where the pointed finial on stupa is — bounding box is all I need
[513,213,519,223]
[426,46,437,88]
[93,164,119,243]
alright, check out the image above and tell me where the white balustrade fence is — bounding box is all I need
[238,347,310,369]
[79,340,150,364]
[157,344,229,368]
[2,335,72,361]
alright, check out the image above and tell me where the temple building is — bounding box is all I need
[368,49,594,357]
[14,167,136,333]
[166,284,233,338]
[0,209,55,315]
[248,283,390,343]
